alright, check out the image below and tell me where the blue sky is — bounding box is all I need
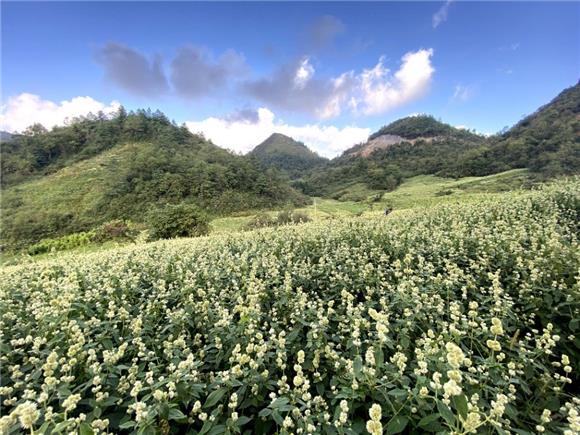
[2,1,579,156]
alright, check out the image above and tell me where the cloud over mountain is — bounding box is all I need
[0,93,120,133]
[186,107,370,157]
[96,43,169,97]
[244,49,435,119]
[170,46,247,98]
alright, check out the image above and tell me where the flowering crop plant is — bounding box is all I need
[1,180,579,434]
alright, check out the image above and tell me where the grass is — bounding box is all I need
[210,198,367,233]
[1,240,123,267]
[377,169,532,210]
[2,169,535,265]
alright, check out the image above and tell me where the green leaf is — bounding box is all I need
[204,388,227,408]
[353,355,363,378]
[236,416,252,426]
[118,419,136,429]
[452,394,468,419]
[374,347,384,368]
[158,402,169,420]
[386,416,408,434]
[418,414,440,428]
[168,407,187,421]
[53,421,74,432]
[437,401,455,426]
[79,423,95,435]
[258,408,272,418]
[387,388,408,399]
[198,420,213,435]
[208,425,226,435]
[272,410,284,425]
[137,425,157,435]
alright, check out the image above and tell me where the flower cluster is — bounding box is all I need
[0,180,578,434]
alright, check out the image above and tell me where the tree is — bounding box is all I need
[147,203,210,240]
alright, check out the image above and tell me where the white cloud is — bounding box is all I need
[245,48,435,119]
[0,93,120,133]
[351,49,435,115]
[452,84,475,102]
[186,107,370,158]
[432,0,453,28]
[294,58,315,89]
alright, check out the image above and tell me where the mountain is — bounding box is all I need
[297,84,580,199]
[249,133,327,178]
[450,81,580,177]
[297,116,485,199]
[0,131,13,142]
[344,115,484,158]
[1,109,308,248]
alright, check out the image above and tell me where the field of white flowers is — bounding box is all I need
[1,180,579,435]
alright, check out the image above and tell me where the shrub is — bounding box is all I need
[147,203,210,240]
[276,209,311,225]
[243,213,276,230]
[26,231,95,256]
[92,220,141,242]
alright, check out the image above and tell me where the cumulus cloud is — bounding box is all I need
[96,43,246,99]
[307,15,345,50]
[244,57,354,119]
[350,49,435,115]
[452,84,475,102]
[245,48,435,119]
[186,107,370,158]
[170,46,247,98]
[224,107,261,124]
[96,43,169,97]
[0,93,120,133]
[432,0,453,28]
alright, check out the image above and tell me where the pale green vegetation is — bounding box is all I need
[0,179,578,434]
[1,170,535,264]
[378,169,532,210]
[212,169,533,233]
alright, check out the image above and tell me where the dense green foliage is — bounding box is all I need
[244,209,311,230]
[250,133,327,179]
[298,84,579,198]
[448,82,580,178]
[1,107,185,186]
[1,110,308,249]
[0,180,578,434]
[368,115,483,141]
[26,231,96,256]
[147,204,210,240]
[298,117,483,198]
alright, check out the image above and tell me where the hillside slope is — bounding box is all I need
[1,111,308,248]
[249,133,327,178]
[297,116,485,198]
[450,82,580,177]
[298,84,579,199]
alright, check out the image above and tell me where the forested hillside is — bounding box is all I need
[295,83,579,199]
[249,133,327,179]
[448,81,580,177]
[296,116,485,198]
[1,109,308,248]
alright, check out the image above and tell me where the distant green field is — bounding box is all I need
[211,169,533,232]
[377,169,532,210]
[3,169,535,265]
[210,198,367,233]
